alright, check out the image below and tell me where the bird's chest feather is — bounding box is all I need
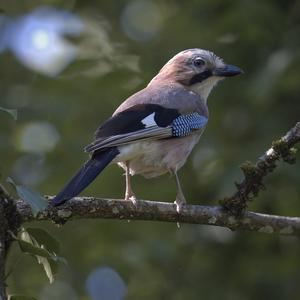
[115,131,203,178]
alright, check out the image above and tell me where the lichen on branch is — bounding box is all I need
[221,122,300,215]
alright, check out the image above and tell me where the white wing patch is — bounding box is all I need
[141,112,157,127]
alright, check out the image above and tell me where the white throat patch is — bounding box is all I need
[190,76,221,103]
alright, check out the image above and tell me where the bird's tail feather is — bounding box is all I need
[51,147,119,206]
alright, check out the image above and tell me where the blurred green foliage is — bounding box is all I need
[1,0,300,299]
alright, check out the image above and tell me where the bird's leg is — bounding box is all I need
[173,171,186,213]
[124,161,138,206]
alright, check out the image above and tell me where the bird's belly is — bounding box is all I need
[114,133,202,178]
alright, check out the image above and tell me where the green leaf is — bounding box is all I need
[36,252,66,283]
[7,177,48,216]
[16,186,48,216]
[18,240,53,259]
[20,229,33,244]
[9,295,37,300]
[26,227,60,254]
[36,255,57,284]
[55,255,68,265]
[17,229,66,283]
[0,106,18,120]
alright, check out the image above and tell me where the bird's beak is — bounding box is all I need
[213,64,243,77]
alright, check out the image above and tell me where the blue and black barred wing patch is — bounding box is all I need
[172,113,208,137]
[85,112,208,153]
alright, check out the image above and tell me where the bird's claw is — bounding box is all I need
[174,198,186,213]
[125,194,138,207]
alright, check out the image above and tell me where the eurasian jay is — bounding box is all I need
[51,48,242,211]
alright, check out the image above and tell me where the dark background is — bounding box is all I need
[0,1,300,299]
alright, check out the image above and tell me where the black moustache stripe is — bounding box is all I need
[189,70,212,85]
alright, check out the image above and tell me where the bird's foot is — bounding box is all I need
[174,194,186,213]
[125,193,138,206]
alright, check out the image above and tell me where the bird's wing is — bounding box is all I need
[85,127,172,152]
[85,104,208,153]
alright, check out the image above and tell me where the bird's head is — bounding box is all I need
[149,48,243,102]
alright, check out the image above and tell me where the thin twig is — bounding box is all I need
[221,122,300,214]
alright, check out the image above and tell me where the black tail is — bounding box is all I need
[51,147,119,206]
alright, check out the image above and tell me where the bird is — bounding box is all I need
[51,48,242,211]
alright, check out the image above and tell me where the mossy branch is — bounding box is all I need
[221,122,300,215]
[15,197,300,235]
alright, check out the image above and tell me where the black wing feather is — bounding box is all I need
[95,104,180,139]
[85,104,180,153]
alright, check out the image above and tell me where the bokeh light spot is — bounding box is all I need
[18,121,60,154]
[11,154,47,186]
[86,266,127,300]
[32,29,51,50]
[1,6,83,76]
[120,0,163,42]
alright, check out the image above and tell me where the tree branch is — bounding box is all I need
[0,185,21,300]
[0,196,7,300]
[16,197,300,235]
[221,122,300,214]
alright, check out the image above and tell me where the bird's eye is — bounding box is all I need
[194,58,205,67]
